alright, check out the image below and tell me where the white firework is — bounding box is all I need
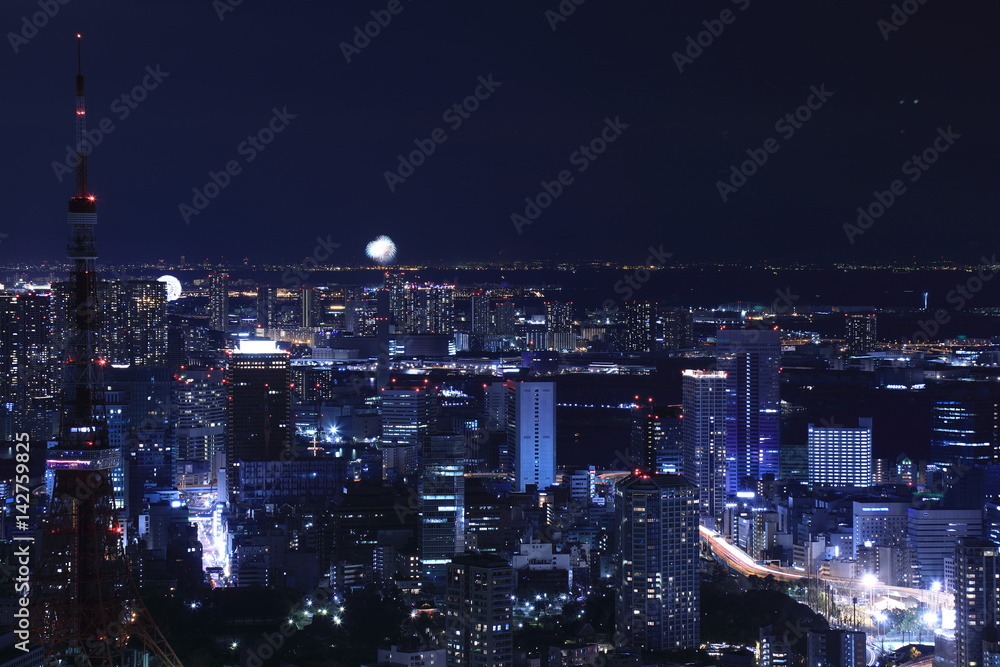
[365,235,397,265]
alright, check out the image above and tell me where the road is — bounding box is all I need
[699,526,953,610]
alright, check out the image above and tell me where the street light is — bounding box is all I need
[861,573,878,616]
[922,610,937,642]
[875,611,888,652]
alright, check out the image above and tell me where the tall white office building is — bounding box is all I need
[509,381,556,492]
[682,370,727,525]
[808,418,873,488]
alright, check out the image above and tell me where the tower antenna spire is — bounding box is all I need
[30,35,185,667]
[74,33,88,197]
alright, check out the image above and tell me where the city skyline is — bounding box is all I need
[3,3,1000,666]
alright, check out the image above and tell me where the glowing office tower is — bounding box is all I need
[420,434,465,581]
[716,327,781,494]
[509,381,556,492]
[808,418,872,488]
[226,339,292,502]
[682,369,727,524]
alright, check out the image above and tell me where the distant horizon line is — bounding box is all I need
[0,259,997,272]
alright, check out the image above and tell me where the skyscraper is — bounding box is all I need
[544,300,574,351]
[508,380,556,492]
[623,301,656,353]
[660,309,693,350]
[381,384,436,448]
[420,434,466,581]
[845,313,877,357]
[226,339,292,501]
[381,382,437,482]
[208,272,229,332]
[955,538,1000,667]
[929,384,1000,466]
[0,291,59,440]
[300,286,316,327]
[632,402,683,475]
[682,369,727,525]
[105,279,168,366]
[494,300,517,338]
[445,553,514,667]
[409,284,455,334]
[173,367,226,485]
[807,418,872,488]
[388,281,456,334]
[716,327,781,494]
[615,472,700,651]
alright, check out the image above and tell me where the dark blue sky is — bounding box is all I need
[1,0,995,265]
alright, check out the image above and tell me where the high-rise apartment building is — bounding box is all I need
[445,553,514,667]
[0,292,59,439]
[845,314,877,357]
[622,301,656,353]
[470,293,491,335]
[388,282,455,334]
[105,279,168,366]
[808,418,872,488]
[682,369,727,525]
[955,538,1000,667]
[208,272,229,332]
[716,327,781,494]
[615,472,699,651]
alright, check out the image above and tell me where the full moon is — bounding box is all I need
[365,235,397,265]
[157,275,182,301]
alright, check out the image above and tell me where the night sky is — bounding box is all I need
[2,0,996,265]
